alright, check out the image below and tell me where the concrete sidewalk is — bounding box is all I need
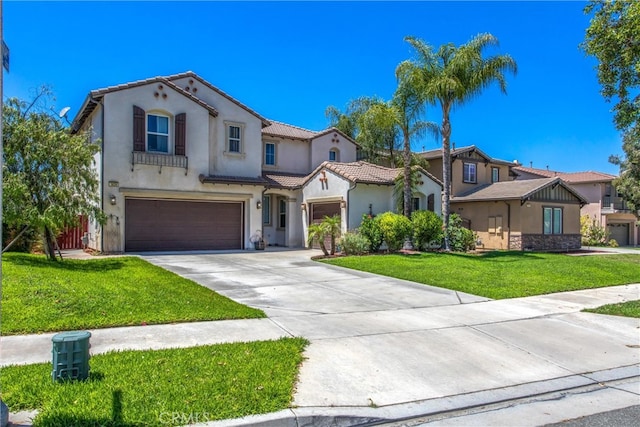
[3,250,639,426]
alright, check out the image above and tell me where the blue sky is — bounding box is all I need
[2,1,623,174]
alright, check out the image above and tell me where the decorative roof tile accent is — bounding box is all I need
[452,177,587,204]
[512,166,616,183]
[262,121,318,140]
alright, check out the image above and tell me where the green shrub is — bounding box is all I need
[376,212,412,252]
[359,214,384,252]
[411,210,443,251]
[580,215,610,246]
[447,214,477,252]
[340,231,369,255]
[608,238,619,247]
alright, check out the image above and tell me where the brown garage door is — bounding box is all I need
[608,223,629,246]
[310,202,341,249]
[125,199,243,252]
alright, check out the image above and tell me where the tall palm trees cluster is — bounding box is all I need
[326,33,517,250]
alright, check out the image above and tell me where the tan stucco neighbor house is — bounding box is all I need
[513,166,639,246]
[71,71,443,253]
[418,145,587,251]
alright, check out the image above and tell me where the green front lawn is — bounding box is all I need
[1,253,264,335]
[584,300,640,318]
[322,251,640,299]
[1,338,307,427]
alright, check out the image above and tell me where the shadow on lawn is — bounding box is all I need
[4,253,126,272]
[35,389,142,427]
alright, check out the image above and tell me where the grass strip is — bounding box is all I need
[1,338,307,426]
[584,300,640,318]
[322,251,640,299]
[2,253,264,335]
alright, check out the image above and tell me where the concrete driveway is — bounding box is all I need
[142,249,640,425]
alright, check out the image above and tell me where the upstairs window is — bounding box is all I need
[463,162,477,183]
[228,125,241,153]
[147,114,169,153]
[329,149,339,162]
[491,167,499,183]
[265,142,276,166]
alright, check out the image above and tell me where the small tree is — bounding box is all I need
[322,215,341,255]
[2,91,105,260]
[307,223,329,256]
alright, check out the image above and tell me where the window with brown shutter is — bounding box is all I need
[175,113,186,156]
[133,106,145,152]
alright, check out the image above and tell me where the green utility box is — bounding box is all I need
[52,331,91,381]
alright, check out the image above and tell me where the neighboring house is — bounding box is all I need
[418,146,587,251]
[71,71,442,253]
[514,166,639,246]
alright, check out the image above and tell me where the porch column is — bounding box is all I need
[286,198,301,247]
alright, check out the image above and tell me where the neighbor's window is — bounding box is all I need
[147,114,169,153]
[329,149,338,161]
[262,195,271,225]
[278,198,287,228]
[412,197,420,212]
[463,162,477,183]
[543,207,563,234]
[228,124,242,153]
[265,142,276,166]
[491,167,499,183]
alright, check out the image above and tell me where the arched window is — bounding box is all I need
[329,148,339,162]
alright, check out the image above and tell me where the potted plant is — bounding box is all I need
[250,231,265,250]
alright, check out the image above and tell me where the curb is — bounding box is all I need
[196,365,640,426]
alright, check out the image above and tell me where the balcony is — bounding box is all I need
[131,151,188,175]
[602,196,631,213]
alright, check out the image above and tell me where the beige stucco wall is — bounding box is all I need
[95,80,266,252]
[451,159,513,196]
[451,199,581,250]
[310,132,357,169]
[262,137,310,174]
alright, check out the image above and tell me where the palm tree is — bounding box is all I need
[398,33,517,250]
[321,215,341,255]
[307,223,329,256]
[391,78,439,218]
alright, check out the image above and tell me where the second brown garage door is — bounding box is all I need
[125,199,243,252]
[309,202,341,249]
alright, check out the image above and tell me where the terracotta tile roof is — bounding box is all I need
[512,166,616,183]
[262,121,318,140]
[262,172,308,189]
[452,177,587,204]
[305,161,442,187]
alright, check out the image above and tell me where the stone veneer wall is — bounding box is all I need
[509,234,522,250]
[521,234,582,251]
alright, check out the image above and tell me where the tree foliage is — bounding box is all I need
[398,33,517,250]
[583,1,640,213]
[2,91,105,260]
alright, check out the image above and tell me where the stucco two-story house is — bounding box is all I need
[71,71,443,253]
[513,166,638,246]
[418,146,587,251]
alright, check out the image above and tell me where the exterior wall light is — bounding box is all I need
[301,203,306,211]
[340,200,346,208]
[109,194,117,205]
[257,201,262,209]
